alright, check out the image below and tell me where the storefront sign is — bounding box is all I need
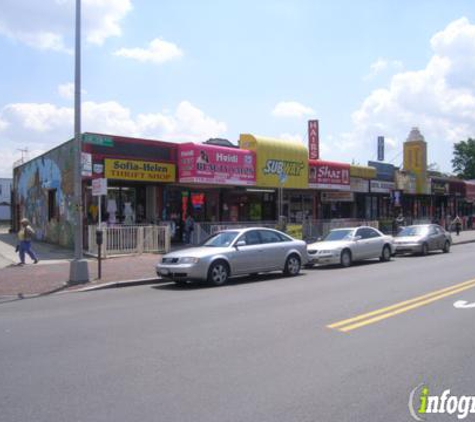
[239,134,308,189]
[104,159,175,182]
[178,143,256,185]
[321,191,354,202]
[308,120,319,160]
[82,133,114,147]
[395,170,416,194]
[370,180,395,193]
[350,177,369,193]
[431,180,449,195]
[92,178,107,196]
[368,160,396,182]
[465,182,475,203]
[350,165,376,179]
[309,160,350,190]
[81,152,92,177]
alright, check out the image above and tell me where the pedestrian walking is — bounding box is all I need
[452,215,462,236]
[184,214,195,244]
[17,218,39,265]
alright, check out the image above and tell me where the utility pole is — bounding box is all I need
[69,0,89,284]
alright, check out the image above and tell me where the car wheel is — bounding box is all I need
[284,254,301,276]
[340,249,352,267]
[421,243,429,256]
[207,260,229,286]
[442,241,451,253]
[380,245,391,262]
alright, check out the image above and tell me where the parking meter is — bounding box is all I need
[96,229,103,279]
[96,229,103,245]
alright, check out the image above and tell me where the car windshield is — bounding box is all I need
[397,226,429,237]
[324,229,354,241]
[203,231,239,247]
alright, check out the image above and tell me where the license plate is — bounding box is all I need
[160,269,169,275]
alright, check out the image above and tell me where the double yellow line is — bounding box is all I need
[328,278,475,332]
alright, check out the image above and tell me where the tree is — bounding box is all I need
[452,138,475,179]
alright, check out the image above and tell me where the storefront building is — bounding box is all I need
[174,142,258,229]
[309,160,351,219]
[366,161,397,220]
[12,133,178,248]
[349,165,377,220]
[239,134,310,222]
[83,133,177,228]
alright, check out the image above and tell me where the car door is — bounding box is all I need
[426,225,440,250]
[353,228,371,259]
[365,227,385,258]
[258,229,288,270]
[231,230,264,274]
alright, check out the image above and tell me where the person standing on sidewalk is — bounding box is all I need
[17,218,39,265]
[184,214,195,244]
[452,215,462,236]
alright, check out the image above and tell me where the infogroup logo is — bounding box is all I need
[409,384,475,420]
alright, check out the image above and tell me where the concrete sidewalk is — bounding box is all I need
[1,226,475,299]
[0,227,165,299]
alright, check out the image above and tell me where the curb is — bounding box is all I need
[452,239,475,246]
[72,277,166,292]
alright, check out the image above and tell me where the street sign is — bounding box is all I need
[92,178,108,196]
[82,133,114,147]
[377,136,384,161]
[279,171,288,185]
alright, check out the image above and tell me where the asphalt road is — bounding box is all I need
[1,244,475,422]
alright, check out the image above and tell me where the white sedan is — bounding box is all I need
[306,226,395,267]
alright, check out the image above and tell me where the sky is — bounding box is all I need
[1,0,475,178]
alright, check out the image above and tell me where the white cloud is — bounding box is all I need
[328,17,475,171]
[114,38,184,64]
[272,101,315,118]
[58,83,88,100]
[0,100,227,177]
[0,0,132,52]
[364,58,403,80]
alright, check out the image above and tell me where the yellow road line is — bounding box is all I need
[328,278,475,332]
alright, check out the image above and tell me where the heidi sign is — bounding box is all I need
[309,160,350,190]
[178,143,256,185]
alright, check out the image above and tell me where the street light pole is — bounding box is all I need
[69,0,89,284]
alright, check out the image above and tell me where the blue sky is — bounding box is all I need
[1,0,475,177]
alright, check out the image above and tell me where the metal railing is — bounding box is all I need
[87,224,170,257]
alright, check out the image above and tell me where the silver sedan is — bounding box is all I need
[156,227,308,286]
[393,224,452,255]
[306,226,395,267]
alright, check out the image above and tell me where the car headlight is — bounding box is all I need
[179,257,200,264]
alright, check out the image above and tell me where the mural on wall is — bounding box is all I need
[15,141,76,248]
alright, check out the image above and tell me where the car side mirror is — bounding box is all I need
[235,240,246,248]
[353,235,362,241]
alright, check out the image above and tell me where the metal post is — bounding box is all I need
[69,0,89,284]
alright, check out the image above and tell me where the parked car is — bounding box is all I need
[393,224,452,255]
[156,227,308,286]
[306,226,395,268]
